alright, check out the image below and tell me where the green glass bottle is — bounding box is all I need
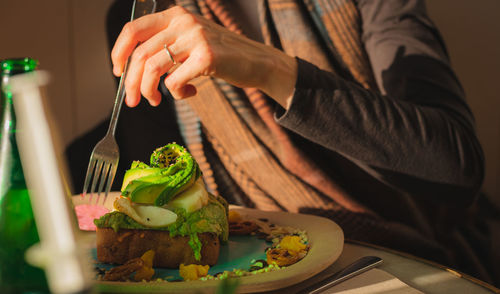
[0,58,49,293]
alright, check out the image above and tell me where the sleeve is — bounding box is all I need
[274,0,484,205]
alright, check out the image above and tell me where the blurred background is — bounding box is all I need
[0,0,499,207]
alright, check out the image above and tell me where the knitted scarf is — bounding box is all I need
[172,0,377,216]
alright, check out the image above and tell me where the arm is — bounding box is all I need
[111,6,297,107]
[275,0,484,204]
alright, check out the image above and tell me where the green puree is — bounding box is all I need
[94,194,228,261]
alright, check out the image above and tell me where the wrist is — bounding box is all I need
[260,49,298,108]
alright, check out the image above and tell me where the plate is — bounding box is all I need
[72,193,344,293]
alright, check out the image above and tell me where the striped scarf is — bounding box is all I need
[153,1,493,278]
[173,0,376,215]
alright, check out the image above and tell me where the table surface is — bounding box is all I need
[274,241,500,294]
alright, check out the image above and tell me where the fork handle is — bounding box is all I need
[299,256,383,293]
[107,61,129,137]
[106,0,157,137]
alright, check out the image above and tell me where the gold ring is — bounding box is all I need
[164,44,176,65]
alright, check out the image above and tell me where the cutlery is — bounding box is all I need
[82,0,157,204]
[299,256,383,294]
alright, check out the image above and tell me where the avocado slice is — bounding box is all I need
[123,143,202,206]
[155,163,201,206]
[167,178,209,213]
[123,173,167,203]
[121,165,162,193]
[129,162,200,206]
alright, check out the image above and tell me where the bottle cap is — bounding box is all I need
[1,58,38,75]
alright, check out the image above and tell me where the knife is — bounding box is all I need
[298,256,383,294]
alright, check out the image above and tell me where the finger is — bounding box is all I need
[164,47,213,96]
[124,21,199,107]
[122,9,202,107]
[169,84,197,100]
[141,48,176,106]
[180,84,197,99]
[124,63,143,108]
[123,31,173,107]
[111,5,190,75]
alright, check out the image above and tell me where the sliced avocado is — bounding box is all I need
[129,163,200,206]
[155,164,201,206]
[122,143,203,206]
[150,143,187,168]
[123,173,167,202]
[167,178,209,213]
[130,160,150,169]
[121,166,162,193]
[129,183,168,204]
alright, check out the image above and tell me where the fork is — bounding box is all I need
[298,256,383,293]
[82,0,158,204]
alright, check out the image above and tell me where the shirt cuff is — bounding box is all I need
[274,57,331,126]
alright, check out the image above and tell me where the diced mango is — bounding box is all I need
[140,250,155,268]
[134,267,155,281]
[279,235,306,253]
[179,264,210,281]
[134,250,155,281]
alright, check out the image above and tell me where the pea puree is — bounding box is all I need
[94,195,228,260]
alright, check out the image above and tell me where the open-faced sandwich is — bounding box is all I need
[93,143,228,269]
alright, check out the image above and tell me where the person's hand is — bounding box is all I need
[111,6,297,108]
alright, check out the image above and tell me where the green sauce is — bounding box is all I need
[94,195,228,260]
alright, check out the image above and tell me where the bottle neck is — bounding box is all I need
[1,73,15,131]
[1,57,38,123]
[1,58,37,110]
[0,58,37,192]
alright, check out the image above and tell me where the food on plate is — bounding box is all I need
[102,250,156,281]
[229,220,259,235]
[94,143,229,269]
[74,204,110,231]
[95,207,311,283]
[196,213,310,281]
[133,250,155,281]
[279,235,307,253]
[90,143,311,282]
[266,235,308,267]
[179,264,210,281]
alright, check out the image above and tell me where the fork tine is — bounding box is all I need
[90,160,104,197]
[82,158,97,196]
[98,162,111,196]
[96,194,106,207]
[105,163,118,196]
[95,162,112,206]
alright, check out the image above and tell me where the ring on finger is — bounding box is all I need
[164,44,177,65]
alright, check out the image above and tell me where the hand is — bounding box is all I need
[111,6,297,107]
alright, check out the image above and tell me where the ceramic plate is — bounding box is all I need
[72,193,344,293]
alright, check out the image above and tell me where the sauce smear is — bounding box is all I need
[74,204,110,231]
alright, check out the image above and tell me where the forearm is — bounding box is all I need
[257,46,297,108]
[276,58,484,200]
[272,0,484,202]
[206,31,298,107]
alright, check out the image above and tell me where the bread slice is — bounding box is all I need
[96,228,220,268]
